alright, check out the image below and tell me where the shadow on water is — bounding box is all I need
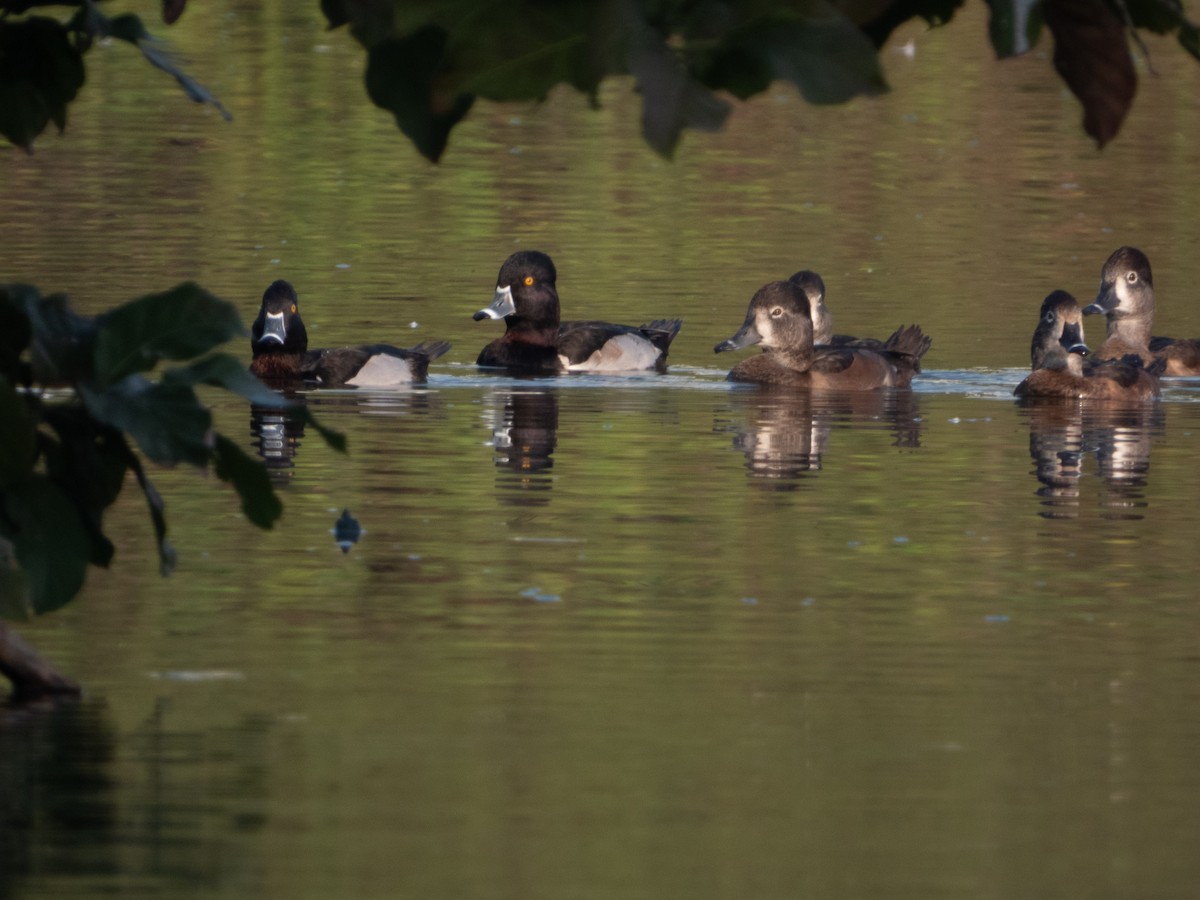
[715,388,924,489]
[0,693,275,897]
[1018,399,1165,520]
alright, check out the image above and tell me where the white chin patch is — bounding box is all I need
[566,335,662,372]
[346,355,415,387]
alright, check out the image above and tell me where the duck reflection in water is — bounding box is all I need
[1015,291,1165,518]
[721,389,922,488]
[250,397,307,485]
[1020,401,1164,519]
[489,389,559,505]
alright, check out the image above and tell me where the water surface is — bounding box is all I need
[6,2,1200,898]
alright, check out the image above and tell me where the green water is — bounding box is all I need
[6,2,1200,898]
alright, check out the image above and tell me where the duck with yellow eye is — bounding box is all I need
[472,250,682,374]
[714,280,930,389]
[249,279,450,387]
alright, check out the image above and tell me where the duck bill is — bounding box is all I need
[473,285,516,321]
[1059,321,1086,353]
[1083,284,1118,317]
[714,321,763,354]
[257,312,288,345]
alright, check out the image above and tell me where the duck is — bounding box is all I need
[472,250,682,374]
[1082,246,1200,375]
[788,269,886,351]
[713,280,931,389]
[249,280,450,386]
[1015,290,1161,400]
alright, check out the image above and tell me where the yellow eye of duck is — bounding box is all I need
[523,275,535,286]
[291,304,297,312]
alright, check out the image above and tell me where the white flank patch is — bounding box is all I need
[346,354,414,386]
[566,335,661,372]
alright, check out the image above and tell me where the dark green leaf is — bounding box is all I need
[1043,0,1136,148]
[0,376,38,488]
[366,29,475,162]
[0,477,91,615]
[123,451,176,576]
[94,283,244,385]
[629,37,730,157]
[985,0,1044,57]
[80,377,212,467]
[162,0,187,26]
[0,535,32,621]
[704,14,887,105]
[41,406,128,567]
[295,406,348,454]
[24,290,97,386]
[0,17,85,149]
[321,0,352,30]
[0,285,34,382]
[1180,22,1200,61]
[80,9,232,121]
[162,352,292,407]
[212,435,283,528]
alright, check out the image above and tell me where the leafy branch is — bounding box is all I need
[0,282,345,620]
[0,0,228,151]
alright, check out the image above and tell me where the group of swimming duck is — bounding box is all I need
[248,245,1198,399]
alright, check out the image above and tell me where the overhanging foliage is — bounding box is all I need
[0,283,345,619]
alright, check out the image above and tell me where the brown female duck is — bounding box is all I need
[1016,290,1161,400]
[1083,246,1200,376]
[714,280,930,389]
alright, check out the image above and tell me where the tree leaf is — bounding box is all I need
[162,0,188,26]
[122,450,176,577]
[1043,0,1136,148]
[0,17,85,150]
[0,377,37,489]
[212,435,283,529]
[163,353,347,452]
[629,36,731,158]
[0,477,91,615]
[0,535,32,621]
[94,283,244,385]
[79,10,232,121]
[24,290,98,386]
[0,285,34,383]
[1180,22,1200,61]
[163,352,293,406]
[40,406,129,568]
[80,377,212,467]
[365,28,476,163]
[704,13,887,105]
[984,0,1044,58]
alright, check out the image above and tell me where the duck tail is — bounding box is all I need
[412,340,452,361]
[639,318,683,353]
[883,324,932,371]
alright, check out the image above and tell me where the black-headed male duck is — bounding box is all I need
[1015,290,1160,400]
[473,250,681,374]
[714,280,930,389]
[249,280,450,386]
[1083,246,1200,375]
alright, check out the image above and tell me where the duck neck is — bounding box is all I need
[1107,311,1152,349]
[771,346,814,371]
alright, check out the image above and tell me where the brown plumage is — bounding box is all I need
[714,280,930,390]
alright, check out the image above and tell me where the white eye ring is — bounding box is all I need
[1044,311,1056,323]
[1127,271,1138,284]
[770,307,784,318]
